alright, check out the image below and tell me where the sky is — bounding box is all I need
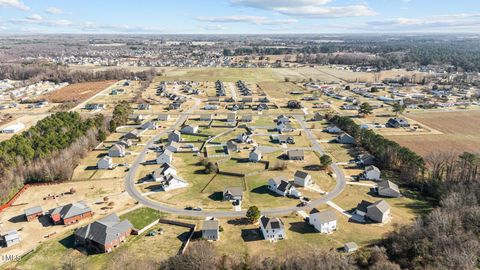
[0,0,479,34]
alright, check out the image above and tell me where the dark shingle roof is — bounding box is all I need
[75,213,133,246]
[294,170,309,179]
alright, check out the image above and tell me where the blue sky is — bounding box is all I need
[0,0,479,34]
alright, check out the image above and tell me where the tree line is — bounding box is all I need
[0,112,109,203]
[109,101,133,132]
[0,64,158,84]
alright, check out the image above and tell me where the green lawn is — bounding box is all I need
[120,207,166,229]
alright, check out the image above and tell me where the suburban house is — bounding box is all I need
[259,216,286,242]
[271,134,294,144]
[249,148,262,162]
[117,138,133,148]
[157,114,170,121]
[386,118,410,128]
[324,125,343,134]
[355,200,373,217]
[160,163,177,176]
[123,129,141,140]
[226,140,239,153]
[161,174,188,191]
[141,120,159,130]
[201,218,220,241]
[344,242,358,253]
[1,230,20,247]
[357,153,376,166]
[97,156,114,170]
[336,133,356,144]
[313,112,323,121]
[287,149,305,160]
[294,170,313,187]
[227,113,237,123]
[223,187,243,202]
[362,165,381,181]
[108,144,126,157]
[268,177,301,198]
[168,130,181,142]
[276,115,290,124]
[236,133,253,143]
[277,122,294,133]
[137,103,151,110]
[241,114,252,122]
[156,149,173,164]
[165,141,180,153]
[24,206,43,222]
[50,201,93,225]
[377,180,401,198]
[366,200,391,223]
[74,213,133,253]
[309,209,337,233]
[200,114,212,121]
[181,124,198,134]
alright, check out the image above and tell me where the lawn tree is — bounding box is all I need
[392,103,406,116]
[246,206,260,224]
[320,154,333,169]
[358,102,373,117]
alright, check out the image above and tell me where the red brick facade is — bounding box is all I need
[52,211,93,225]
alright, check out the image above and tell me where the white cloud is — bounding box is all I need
[81,22,162,33]
[367,13,480,30]
[201,24,227,31]
[196,15,297,25]
[26,14,42,22]
[0,0,29,11]
[45,7,63,15]
[230,0,376,18]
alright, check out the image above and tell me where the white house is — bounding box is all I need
[309,209,337,233]
[268,177,301,198]
[362,165,381,181]
[293,170,313,187]
[1,230,20,247]
[336,133,356,144]
[201,218,220,241]
[165,141,180,153]
[168,131,181,142]
[181,124,198,134]
[161,174,187,191]
[108,144,126,157]
[97,156,113,170]
[367,200,391,223]
[260,216,285,242]
[160,163,177,176]
[141,120,158,130]
[156,149,173,164]
[276,115,290,124]
[249,148,262,162]
[377,180,401,198]
[324,125,343,134]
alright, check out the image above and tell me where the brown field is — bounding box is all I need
[42,80,116,103]
[387,111,480,157]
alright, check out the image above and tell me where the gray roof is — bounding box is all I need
[368,200,390,213]
[24,206,43,216]
[223,187,243,197]
[75,213,133,246]
[310,209,337,223]
[344,242,358,250]
[356,200,373,213]
[294,170,309,180]
[378,180,400,193]
[51,201,91,219]
[260,216,284,230]
[2,230,19,241]
[202,219,219,231]
[288,149,304,158]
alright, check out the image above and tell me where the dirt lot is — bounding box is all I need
[0,180,135,263]
[41,81,117,103]
[387,111,480,157]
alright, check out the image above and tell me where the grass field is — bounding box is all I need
[387,111,480,157]
[120,207,166,229]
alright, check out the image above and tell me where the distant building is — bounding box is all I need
[336,133,356,144]
[377,180,401,198]
[386,118,410,128]
[200,114,212,121]
[324,125,342,134]
[165,141,180,153]
[226,140,239,153]
[181,124,198,134]
[227,113,237,123]
[344,242,358,253]
[109,144,126,157]
[287,149,304,160]
[362,165,381,181]
[357,153,375,166]
[141,121,159,130]
[249,148,262,162]
[366,200,391,223]
[223,187,243,202]
[161,174,187,191]
[168,130,181,142]
[1,122,25,134]
[156,149,173,165]
[268,177,301,198]
[123,129,141,140]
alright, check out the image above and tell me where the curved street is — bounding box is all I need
[124,95,347,217]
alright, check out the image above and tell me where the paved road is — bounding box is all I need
[124,106,347,217]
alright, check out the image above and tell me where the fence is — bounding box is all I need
[158,219,196,254]
[0,184,30,213]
